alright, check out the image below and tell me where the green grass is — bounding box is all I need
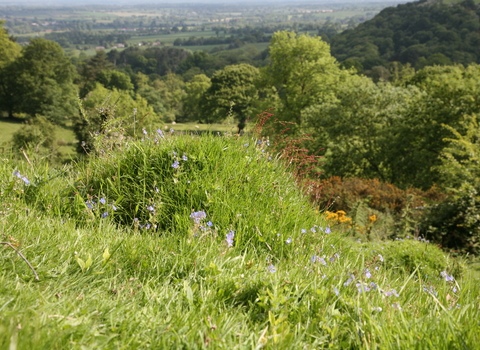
[0,133,479,349]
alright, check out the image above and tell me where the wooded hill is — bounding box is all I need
[330,0,480,71]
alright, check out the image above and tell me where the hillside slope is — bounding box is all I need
[331,0,480,70]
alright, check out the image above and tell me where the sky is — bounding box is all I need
[0,0,409,6]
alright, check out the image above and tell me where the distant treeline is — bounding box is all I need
[330,0,480,70]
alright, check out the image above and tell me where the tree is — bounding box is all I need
[181,74,211,122]
[96,70,134,91]
[0,21,21,70]
[262,31,349,130]
[201,64,259,130]
[0,38,77,123]
[304,75,423,184]
[0,21,21,119]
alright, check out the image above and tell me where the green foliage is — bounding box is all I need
[180,74,211,122]
[262,31,349,129]
[0,21,21,70]
[201,63,260,129]
[10,116,56,151]
[96,69,134,91]
[305,75,423,186]
[420,116,480,254]
[331,0,480,70]
[0,38,77,123]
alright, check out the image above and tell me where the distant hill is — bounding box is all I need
[330,0,480,70]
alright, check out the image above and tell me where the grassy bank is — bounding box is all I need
[0,132,478,349]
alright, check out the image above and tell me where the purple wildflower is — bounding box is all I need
[190,211,207,224]
[147,205,155,212]
[440,271,455,282]
[226,230,235,247]
[378,254,384,262]
[99,197,106,204]
[365,269,372,279]
[301,229,307,234]
[334,287,339,296]
[182,154,188,161]
[207,221,213,227]
[156,129,164,137]
[267,264,276,273]
[101,212,109,218]
[325,227,331,234]
[172,161,180,168]
[286,238,292,244]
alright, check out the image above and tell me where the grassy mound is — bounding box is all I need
[0,133,478,349]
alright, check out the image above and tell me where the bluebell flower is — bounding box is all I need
[440,271,454,282]
[99,197,106,204]
[13,170,30,184]
[286,238,292,244]
[301,229,307,233]
[101,212,109,218]
[365,269,372,279]
[172,161,180,168]
[319,257,327,266]
[145,223,151,229]
[156,129,164,137]
[147,205,155,212]
[190,211,207,224]
[372,306,382,312]
[267,264,276,273]
[310,227,316,233]
[142,128,148,135]
[325,227,331,234]
[207,221,213,227]
[111,204,117,211]
[311,255,318,263]
[182,154,188,161]
[334,287,339,296]
[244,143,249,147]
[226,230,235,247]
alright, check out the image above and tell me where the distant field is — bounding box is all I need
[126,30,220,45]
[0,118,77,158]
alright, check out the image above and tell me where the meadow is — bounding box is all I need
[0,128,479,349]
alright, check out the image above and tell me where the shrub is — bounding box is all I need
[420,116,480,254]
[11,115,56,151]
